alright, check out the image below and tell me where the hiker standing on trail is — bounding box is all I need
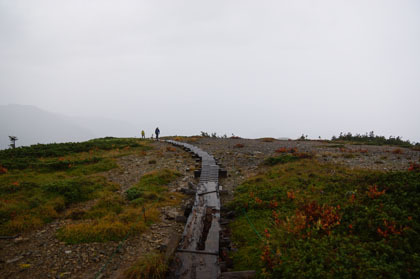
[141,130,145,139]
[155,127,160,140]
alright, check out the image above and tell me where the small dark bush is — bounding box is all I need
[43,179,98,205]
[68,210,86,220]
[264,154,300,166]
[126,187,144,201]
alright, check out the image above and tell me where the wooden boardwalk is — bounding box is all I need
[166,140,222,279]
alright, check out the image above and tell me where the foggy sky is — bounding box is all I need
[1,0,420,142]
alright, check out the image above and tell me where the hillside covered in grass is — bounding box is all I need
[228,152,420,278]
[0,137,194,279]
[0,137,161,237]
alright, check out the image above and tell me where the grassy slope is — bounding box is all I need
[0,137,159,237]
[58,168,182,244]
[229,154,420,278]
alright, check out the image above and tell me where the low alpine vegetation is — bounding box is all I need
[57,169,182,244]
[0,138,151,235]
[124,252,168,279]
[229,158,420,278]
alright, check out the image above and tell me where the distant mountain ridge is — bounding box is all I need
[0,104,139,149]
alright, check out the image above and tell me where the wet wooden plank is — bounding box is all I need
[166,140,223,279]
[175,252,219,279]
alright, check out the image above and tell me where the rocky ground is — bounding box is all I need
[1,138,419,278]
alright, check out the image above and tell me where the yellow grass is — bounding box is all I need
[124,252,167,279]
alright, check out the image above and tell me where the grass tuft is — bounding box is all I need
[124,252,167,279]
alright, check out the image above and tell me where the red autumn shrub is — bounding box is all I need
[367,185,386,199]
[275,147,287,153]
[0,165,7,174]
[377,220,402,238]
[166,146,177,152]
[275,147,298,154]
[408,162,420,172]
[392,148,403,154]
[301,202,341,234]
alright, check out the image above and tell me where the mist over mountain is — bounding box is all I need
[0,104,139,149]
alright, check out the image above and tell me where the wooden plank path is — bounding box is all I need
[166,140,222,279]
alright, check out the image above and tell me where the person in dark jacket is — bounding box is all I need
[155,127,160,140]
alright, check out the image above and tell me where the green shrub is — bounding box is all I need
[126,187,144,201]
[42,178,99,205]
[264,154,300,166]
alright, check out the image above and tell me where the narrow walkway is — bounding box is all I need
[167,140,221,279]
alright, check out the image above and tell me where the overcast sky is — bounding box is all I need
[1,0,419,141]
